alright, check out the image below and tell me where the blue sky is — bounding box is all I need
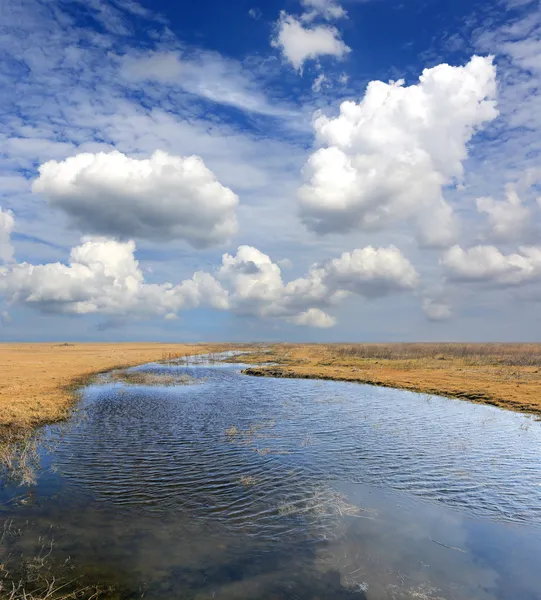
[2,0,541,341]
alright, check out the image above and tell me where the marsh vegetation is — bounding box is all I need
[0,521,107,600]
[108,370,200,387]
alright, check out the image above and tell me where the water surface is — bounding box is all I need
[2,355,541,599]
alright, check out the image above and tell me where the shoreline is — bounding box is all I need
[0,343,240,436]
[235,344,541,418]
[2,342,541,442]
[242,367,541,416]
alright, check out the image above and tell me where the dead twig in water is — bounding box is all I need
[430,538,467,553]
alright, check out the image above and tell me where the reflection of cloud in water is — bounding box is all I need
[2,355,541,599]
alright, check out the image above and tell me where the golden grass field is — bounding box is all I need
[238,343,541,417]
[0,342,234,431]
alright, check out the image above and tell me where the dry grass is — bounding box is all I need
[0,521,107,599]
[239,343,541,416]
[0,343,234,430]
[109,371,199,387]
[0,429,41,487]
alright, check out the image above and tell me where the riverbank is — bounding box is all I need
[3,341,541,436]
[236,343,541,417]
[0,342,237,432]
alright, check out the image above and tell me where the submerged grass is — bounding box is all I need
[0,521,109,599]
[0,428,40,487]
[108,371,199,387]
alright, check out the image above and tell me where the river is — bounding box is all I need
[1,354,541,599]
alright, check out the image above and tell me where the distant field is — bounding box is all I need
[239,343,541,417]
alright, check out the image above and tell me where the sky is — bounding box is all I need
[1,0,541,342]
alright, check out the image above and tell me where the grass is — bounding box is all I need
[0,343,241,485]
[237,343,541,417]
[108,371,199,386]
[0,428,41,487]
[0,343,237,430]
[0,521,108,599]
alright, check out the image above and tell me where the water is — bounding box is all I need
[2,355,541,599]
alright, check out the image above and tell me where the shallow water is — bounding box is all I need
[2,355,541,599]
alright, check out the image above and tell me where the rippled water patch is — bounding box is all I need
[1,356,541,599]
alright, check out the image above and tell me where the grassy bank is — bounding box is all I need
[3,342,541,435]
[0,343,238,431]
[236,343,541,417]
[0,343,242,483]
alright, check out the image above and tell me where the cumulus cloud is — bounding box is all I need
[32,150,239,248]
[0,237,229,316]
[218,244,419,322]
[271,12,350,71]
[317,246,419,297]
[301,0,347,21]
[0,207,15,264]
[442,244,541,286]
[0,214,419,328]
[422,298,452,322]
[287,308,336,328]
[476,184,530,242]
[298,56,499,247]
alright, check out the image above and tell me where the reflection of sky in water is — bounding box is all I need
[2,357,541,599]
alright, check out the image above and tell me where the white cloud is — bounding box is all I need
[0,235,418,327]
[472,4,541,181]
[0,236,229,317]
[0,207,420,328]
[32,150,239,248]
[317,246,419,298]
[422,298,452,322]
[0,207,15,264]
[248,8,262,20]
[218,244,419,322]
[118,50,295,117]
[277,258,293,269]
[120,52,183,82]
[301,0,347,21]
[288,308,336,328]
[442,244,541,286]
[271,12,350,71]
[219,245,285,311]
[298,56,498,247]
[476,184,530,242]
[312,73,327,92]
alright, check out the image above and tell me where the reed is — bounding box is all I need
[0,521,107,599]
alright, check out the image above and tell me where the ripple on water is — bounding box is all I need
[50,361,541,527]
[5,358,540,600]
